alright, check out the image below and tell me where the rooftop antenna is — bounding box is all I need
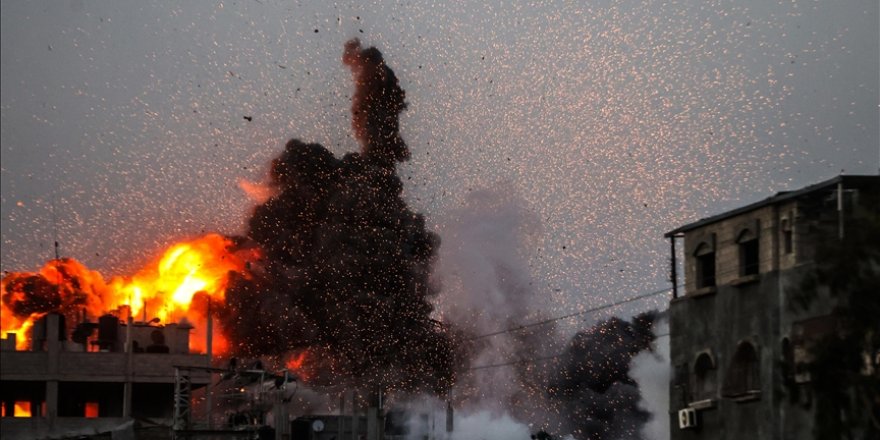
[51,194,60,260]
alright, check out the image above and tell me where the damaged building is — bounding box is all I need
[0,313,211,439]
[665,174,880,440]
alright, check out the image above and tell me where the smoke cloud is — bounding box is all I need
[630,327,671,440]
[545,312,658,439]
[219,39,458,395]
[430,188,662,439]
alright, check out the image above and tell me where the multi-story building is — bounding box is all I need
[665,175,879,440]
[0,313,210,439]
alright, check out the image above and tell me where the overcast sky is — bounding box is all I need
[2,0,878,323]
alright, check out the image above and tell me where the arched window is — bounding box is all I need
[692,352,717,402]
[723,341,761,397]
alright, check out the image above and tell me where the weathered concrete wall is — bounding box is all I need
[669,272,781,440]
[683,204,780,295]
[1,351,209,383]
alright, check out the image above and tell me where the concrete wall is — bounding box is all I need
[1,351,210,383]
[683,204,781,295]
[669,272,781,440]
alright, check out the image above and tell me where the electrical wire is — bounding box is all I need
[468,286,676,341]
[467,332,671,371]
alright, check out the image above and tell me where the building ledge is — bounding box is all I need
[731,274,760,287]
[689,286,718,298]
[688,399,717,410]
[727,390,762,403]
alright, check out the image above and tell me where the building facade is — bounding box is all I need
[665,175,879,440]
[0,313,210,439]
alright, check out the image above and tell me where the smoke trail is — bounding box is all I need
[220,39,458,395]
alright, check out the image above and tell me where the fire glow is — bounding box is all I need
[0,233,251,354]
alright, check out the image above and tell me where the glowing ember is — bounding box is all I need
[84,402,99,418]
[0,233,252,355]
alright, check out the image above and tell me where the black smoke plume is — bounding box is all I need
[545,311,658,439]
[220,39,457,395]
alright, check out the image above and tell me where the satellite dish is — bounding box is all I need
[312,419,325,432]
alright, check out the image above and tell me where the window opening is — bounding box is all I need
[694,243,716,288]
[692,352,716,401]
[723,342,761,397]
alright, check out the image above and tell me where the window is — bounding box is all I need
[781,337,794,382]
[781,219,793,254]
[723,341,761,397]
[737,229,759,276]
[692,352,717,402]
[694,243,716,289]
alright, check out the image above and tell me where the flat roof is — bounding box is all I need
[665,174,879,237]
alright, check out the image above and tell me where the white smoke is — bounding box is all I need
[426,186,672,440]
[629,320,671,440]
[432,186,551,412]
[402,406,532,440]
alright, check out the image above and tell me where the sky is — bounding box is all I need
[1,0,878,327]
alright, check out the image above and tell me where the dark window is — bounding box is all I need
[781,219,793,254]
[739,238,759,276]
[694,243,716,289]
[781,338,794,382]
[692,352,717,401]
[0,381,45,418]
[58,382,123,417]
[723,342,761,397]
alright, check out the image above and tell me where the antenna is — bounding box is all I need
[51,195,60,260]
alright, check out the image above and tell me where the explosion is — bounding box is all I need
[1,38,662,438]
[1,233,250,353]
[220,39,458,393]
[1,39,459,395]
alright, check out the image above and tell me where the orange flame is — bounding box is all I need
[285,351,310,381]
[13,401,32,418]
[1,233,252,355]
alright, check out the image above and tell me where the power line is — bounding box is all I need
[467,258,770,343]
[468,286,675,341]
[468,332,671,371]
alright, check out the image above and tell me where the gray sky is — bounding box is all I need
[2,0,878,322]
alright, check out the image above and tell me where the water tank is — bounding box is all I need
[97,314,119,351]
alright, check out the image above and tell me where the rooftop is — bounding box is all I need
[665,174,879,237]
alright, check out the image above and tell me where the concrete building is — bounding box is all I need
[665,175,879,440]
[0,313,210,439]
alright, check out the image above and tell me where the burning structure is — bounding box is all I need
[0,312,211,439]
[665,175,880,440]
[0,39,456,439]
